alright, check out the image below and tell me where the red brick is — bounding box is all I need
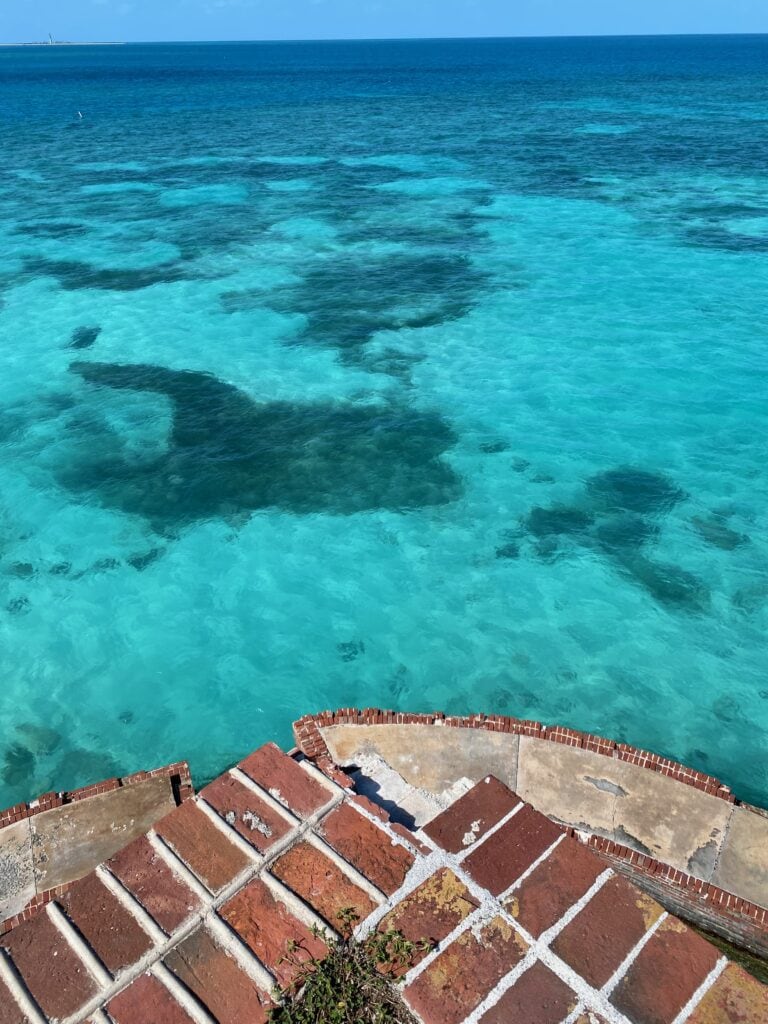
[506,836,605,937]
[270,841,376,934]
[107,972,196,1024]
[464,803,563,895]
[422,776,520,855]
[0,909,98,1020]
[155,801,250,894]
[405,916,527,1024]
[108,835,202,935]
[572,1013,610,1024]
[611,917,721,1024]
[164,926,272,1024]
[220,877,328,987]
[688,963,768,1024]
[58,872,153,975]
[479,962,577,1024]
[201,773,292,854]
[378,869,478,973]
[552,874,664,988]
[0,974,30,1024]
[238,744,330,819]
[320,803,415,896]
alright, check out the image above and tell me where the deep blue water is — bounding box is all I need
[0,36,766,806]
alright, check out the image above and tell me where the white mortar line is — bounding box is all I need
[459,954,538,1024]
[87,1010,112,1024]
[260,872,339,941]
[345,795,425,858]
[444,858,632,1024]
[537,869,614,945]
[195,797,264,863]
[147,831,216,904]
[229,768,301,826]
[47,902,113,988]
[672,956,728,1024]
[206,913,276,992]
[500,833,567,901]
[354,851,446,940]
[295,754,347,798]
[151,961,218,1024]
[0,949,47,1024]
[561,1002,586,1024]
[95,865,166,946]
[401,903,491,987]
[601,913,668,997]
[304,832,387,905]
[454,800,525,863]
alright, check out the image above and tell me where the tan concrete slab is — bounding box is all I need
[30,775,176,891]
[0,818,35,922]
[712,807,768,910]
[321,724,519,795]
[516,737,733,878]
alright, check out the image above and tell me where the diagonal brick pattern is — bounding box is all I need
[0,745,764,1024]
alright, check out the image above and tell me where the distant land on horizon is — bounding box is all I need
[1,32,767,47]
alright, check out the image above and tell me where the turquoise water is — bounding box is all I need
[1,37,766,807]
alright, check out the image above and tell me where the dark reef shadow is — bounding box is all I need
[61,361,462,530]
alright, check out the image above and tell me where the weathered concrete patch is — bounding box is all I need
[0,819,35,922]
[515,737,733,878]
[30,775,176,890]
[321,724,519,794]
[712,807,768,909]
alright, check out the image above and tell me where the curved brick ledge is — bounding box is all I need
[294,709,735,801]
[293,709,768,958]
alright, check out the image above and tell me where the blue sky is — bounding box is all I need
[4,0,768,43]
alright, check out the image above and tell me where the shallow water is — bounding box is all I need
[0,37,766,806]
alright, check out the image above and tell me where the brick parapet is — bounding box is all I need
[293,708,735,801]
[0,761,194,831]
[293,707,767,957]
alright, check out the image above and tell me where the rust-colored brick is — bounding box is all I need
[506,836,604,938]
[611,917,721,1023]
[165,926,272,1024]
[464,803,562,895]
[271,841,376,933]
[551,874,664,987]
[201,773,292,854]
[221,877,328,986]
[155,800,250,893]
[238,744,330,819]
[108,834,202,935]
[479,962,577,1024]
[0,909,98,1020]
[423,776,520,855]
[320,803,414,895]
[58,873,153,975]
[107,972,195,1024]
[405,916,528,1024]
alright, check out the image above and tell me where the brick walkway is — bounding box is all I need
[0,743,765,1024]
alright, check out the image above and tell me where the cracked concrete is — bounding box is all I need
[318,723,767,913]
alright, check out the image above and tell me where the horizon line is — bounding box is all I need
[2,31,768,46]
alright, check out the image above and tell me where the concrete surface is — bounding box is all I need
[515,736,734,876]
[712,807,768,908]
[323,724,519,793]
[319,723,767,913]
[0,820,35,921]
[1,774,177,925]
[31,775,177,891]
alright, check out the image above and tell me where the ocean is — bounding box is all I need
[0,36,766,807]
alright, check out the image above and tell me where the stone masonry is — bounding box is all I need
[0,742,765,1024]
